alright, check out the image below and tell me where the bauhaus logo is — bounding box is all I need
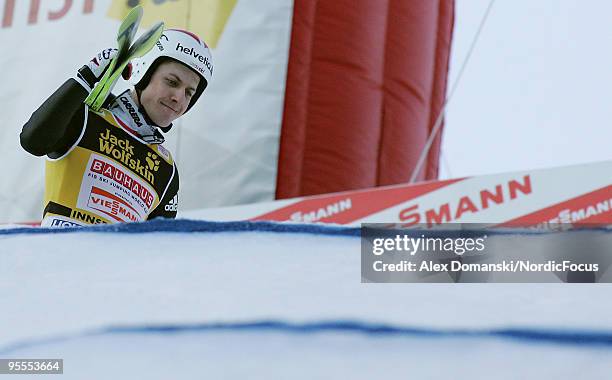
[90,158,155,208]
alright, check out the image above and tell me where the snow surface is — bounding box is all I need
[1,220,611,378]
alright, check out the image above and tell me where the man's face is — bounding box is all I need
[139,60,201,127]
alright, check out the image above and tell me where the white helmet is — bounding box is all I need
[130,28,213,112]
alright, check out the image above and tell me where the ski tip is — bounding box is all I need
[152,21,165,37]
[119,5,143,35]
[153,21,165,32]
[128,5,144,20]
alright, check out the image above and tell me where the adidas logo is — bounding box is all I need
[165,194,179,212]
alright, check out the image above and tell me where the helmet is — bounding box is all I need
[130,28,213,113]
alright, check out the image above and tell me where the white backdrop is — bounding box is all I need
[0,0,293,222]
[443,0,612,178]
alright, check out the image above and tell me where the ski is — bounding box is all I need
[85,5,142,110]
[85,6,163,111]
[87,21,164,111]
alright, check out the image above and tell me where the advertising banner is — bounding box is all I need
[181,160,612,227]
[0,0,293,222]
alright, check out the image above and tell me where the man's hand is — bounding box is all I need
[75,48,132,91]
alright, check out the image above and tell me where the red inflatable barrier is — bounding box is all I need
[277,0,455,198]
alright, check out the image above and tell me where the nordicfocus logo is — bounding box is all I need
[176,42,213,76]
[165,194,179,212]
[119,96,143,128]
[99,129,158,185]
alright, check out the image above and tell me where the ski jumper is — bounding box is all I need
[20,79,179,227]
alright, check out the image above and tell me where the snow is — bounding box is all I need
[1,220,611,378]
[4,327,612,379]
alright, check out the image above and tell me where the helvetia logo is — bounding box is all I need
[176,42,213,76]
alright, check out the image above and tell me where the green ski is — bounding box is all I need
[85,5,142,110]
[85,5,163,111]
[87,21,164,111]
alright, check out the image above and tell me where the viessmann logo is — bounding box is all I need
[98,128,159,185]
[398,175,534,227]
[107,0,237,48]
[290,198,352,223]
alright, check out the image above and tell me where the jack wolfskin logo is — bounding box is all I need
[98,129,157,185]
[146,152,160,172]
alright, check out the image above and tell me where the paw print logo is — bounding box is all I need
[146,152,160,172]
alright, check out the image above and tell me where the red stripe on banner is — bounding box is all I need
[500,185,612,226]
[83,0,94,14]
[48,0,72,21]
[254,178,464,224]
[2,0,15,28]
[28,0,40,24]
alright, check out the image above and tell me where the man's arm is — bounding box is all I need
[148,165,179,220]
[20,48,125,157]
[20,78,88,157]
